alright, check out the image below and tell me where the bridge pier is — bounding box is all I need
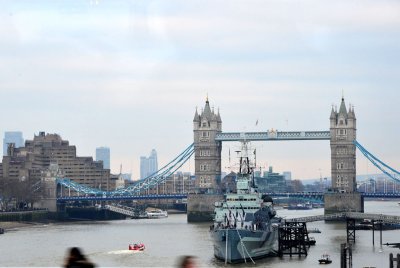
[187,193,223,222]
[324,192,364,215]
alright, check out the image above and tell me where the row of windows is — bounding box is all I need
[337,162,346,169]
[336,129,347,135]
[222,207,259,210]
[200,164,210,171]
[226,198,257,201]
[201,131,210,137]
[336,175,349,187]
[336,181,349,187]
[199,150,211,156]
[336,148,348,155]
[199,182,212,188]
[199,176,211,184]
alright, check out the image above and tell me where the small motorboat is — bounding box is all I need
[318,254,332,264]
[146,209,168,219]
[308,227,322,233]
[306,236,316,246]
[129,243,145,251]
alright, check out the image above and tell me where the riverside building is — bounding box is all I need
[0,132,111,192]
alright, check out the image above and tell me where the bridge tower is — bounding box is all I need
[330,97,357,193]
[36,163,64,212]
[193,98,222,193]
[325,97,363,214]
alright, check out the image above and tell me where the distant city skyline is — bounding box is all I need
[0,1,399,181]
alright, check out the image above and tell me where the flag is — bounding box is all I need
[255,119,258,126]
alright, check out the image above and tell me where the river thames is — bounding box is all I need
[2,201,400,267]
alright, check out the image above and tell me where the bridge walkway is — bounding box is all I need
[105,204,138,217]
[285,212,400,224]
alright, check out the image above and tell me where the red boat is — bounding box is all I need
[129,243,145,251]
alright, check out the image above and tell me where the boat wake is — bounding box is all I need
[107,250,143,255]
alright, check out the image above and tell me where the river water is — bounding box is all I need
[1,201,400,267]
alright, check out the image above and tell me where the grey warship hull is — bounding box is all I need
[209,140,281,263]
[210,227,279,263]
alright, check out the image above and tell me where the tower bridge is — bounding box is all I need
[192,97,357,195]
[189,96,360,220]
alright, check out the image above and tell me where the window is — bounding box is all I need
[336,129,347,135]
[337,162,344,169]
[200,150,211,156]
[202,131,209,137]
[337,147,347,155]
[200,164,209,171]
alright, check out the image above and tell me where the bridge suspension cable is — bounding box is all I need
[354,140,400,182]
[57,143,194,196]
[114,143,194,195]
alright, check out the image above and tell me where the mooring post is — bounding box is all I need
[341,243,347,268]
[397,254,400,268]
[380,220,383,247]
[372,220,375,246]
[390,253,393,268]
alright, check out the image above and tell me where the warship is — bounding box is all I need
[210,141,281,263]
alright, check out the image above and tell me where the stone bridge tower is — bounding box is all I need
[330,97,357,193]
[325,97,363,214]
[193,98,222,193]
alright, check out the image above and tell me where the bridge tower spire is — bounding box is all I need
[330,96,357,193]
[193,98,222,193]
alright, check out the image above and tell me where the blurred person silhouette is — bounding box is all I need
[178,255,197,268]
[64,247,95,268]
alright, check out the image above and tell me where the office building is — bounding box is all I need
[3,131,24,156]
[96,147,110,169]
[140,149,158,179]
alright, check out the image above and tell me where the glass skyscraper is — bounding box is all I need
[3,131,24,156]
[140,149,158,179]
[96,147,110,169]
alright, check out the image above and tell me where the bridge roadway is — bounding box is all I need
[285,212,400,224]
[57,193,187,202]
[269,192,400,199]
[215,131,331,141]
[56,192,400,202]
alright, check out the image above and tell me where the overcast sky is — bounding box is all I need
[0,0,399,180]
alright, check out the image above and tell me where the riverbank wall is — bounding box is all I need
[0,207,125,224]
